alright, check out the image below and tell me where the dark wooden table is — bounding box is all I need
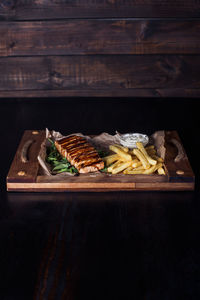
[0,98,200,299]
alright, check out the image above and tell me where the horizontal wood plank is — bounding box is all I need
[1,0,200,20]
[7,182,195,191]
[1,89,200,98]
[135,182,194,191]
[0,55,200,98]
[1,20,200,56]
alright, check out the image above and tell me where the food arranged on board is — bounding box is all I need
[46,132,165,176]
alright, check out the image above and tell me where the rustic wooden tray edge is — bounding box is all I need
[6,130,195,192]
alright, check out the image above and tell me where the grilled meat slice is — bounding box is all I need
[55,135,104,173]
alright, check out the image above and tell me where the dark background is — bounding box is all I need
[0,98,200,299]
[1,0,200,298]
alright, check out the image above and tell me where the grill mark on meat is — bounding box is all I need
[55,135,104,173]
[70,150,97,166]
[60,140,87,150]
[57,136,86,149]
[74,153,100,167]
[79,158,103,168]
[69,145,94,157]
[57,136,94,155]
[71,153,95,162]
[73,152,98,163]
[74,151,99,162]
[63,143,88,154]
[62,138,86,146]
[57,135,84,145]
[71,148,96,158]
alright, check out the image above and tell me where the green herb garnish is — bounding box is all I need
[97,150,109,173]
[46,139,79,175]
[100,166,108,173]
[97,149,109,158]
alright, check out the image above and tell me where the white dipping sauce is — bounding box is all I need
[119,133,149,149]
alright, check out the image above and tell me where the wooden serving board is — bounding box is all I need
[7,130,195,192]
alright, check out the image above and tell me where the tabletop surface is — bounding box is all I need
[0,98,200,299]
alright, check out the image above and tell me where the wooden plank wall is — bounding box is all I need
[0,0,200,98]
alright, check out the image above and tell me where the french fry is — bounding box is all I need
[113,144,129,153]
[107,141,164,176]
[146,148,156,155]
[136,142,157,166]
[124,164,145,174]
[112,161,132,174]
[132,161,142,168]
[125,169,145,174]
[107,160,122,172]
[109,145,132,161]
[123,166,133,174]
[158,167,166,175]
[133,148,150,169]
[145,145,155,150]
[132,158,139,164]
[134,165,145,171]
[102,154,119,166]
[150,154,164,163]
[143,163,162,174]
[129,153,136,159]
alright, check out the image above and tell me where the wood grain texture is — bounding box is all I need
[164,131,195,182]
[7,182,195,192]
[2,190,198,300]
[1,20,200,56]
[7,130,45,183]
[135,182,194,190]
[1,55,200,95]
[31,192,200,300]
[1,0,200,20]
[1,89,200,98]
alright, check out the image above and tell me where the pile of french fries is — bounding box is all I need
[102,142,165,175]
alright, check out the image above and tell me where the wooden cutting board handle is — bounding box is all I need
[7,130,46,183]
[170,138,186,162]
[164,131,194,182]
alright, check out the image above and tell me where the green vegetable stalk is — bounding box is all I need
[46,138,79,175]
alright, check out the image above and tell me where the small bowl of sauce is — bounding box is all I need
[119,133,149,149]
